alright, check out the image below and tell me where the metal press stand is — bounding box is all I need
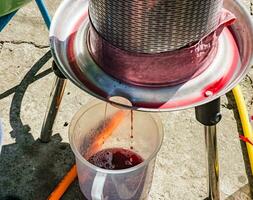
[39,61,223,199]
[195,98,222,200]
[40,61,66,142]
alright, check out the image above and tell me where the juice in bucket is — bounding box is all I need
[69,101,164,200]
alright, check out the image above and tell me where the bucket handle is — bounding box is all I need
[91,172,107,200]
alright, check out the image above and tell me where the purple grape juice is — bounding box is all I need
[88,148,143,169]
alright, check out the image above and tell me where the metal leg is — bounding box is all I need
[40,62,66,142]
[195,98,222,200]
[205,125,220,200]
[35,0,51,30]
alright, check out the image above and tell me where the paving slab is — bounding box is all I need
[0,0,253,200]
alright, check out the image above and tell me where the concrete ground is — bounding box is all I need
[0,0,253,199]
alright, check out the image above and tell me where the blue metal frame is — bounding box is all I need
[0,0,51,32]
[0,11,17,32]
[35,0,51,30]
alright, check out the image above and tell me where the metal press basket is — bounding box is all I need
[89,0,223,53]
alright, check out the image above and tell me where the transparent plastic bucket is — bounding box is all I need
[69,100,164,200]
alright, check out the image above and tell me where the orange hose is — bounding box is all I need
[47,165,77,200]
[85,110,128,159]
[47,109,128,200]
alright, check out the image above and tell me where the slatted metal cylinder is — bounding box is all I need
[89,0,223,53]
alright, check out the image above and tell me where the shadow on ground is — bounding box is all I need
[0,51,84,200]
